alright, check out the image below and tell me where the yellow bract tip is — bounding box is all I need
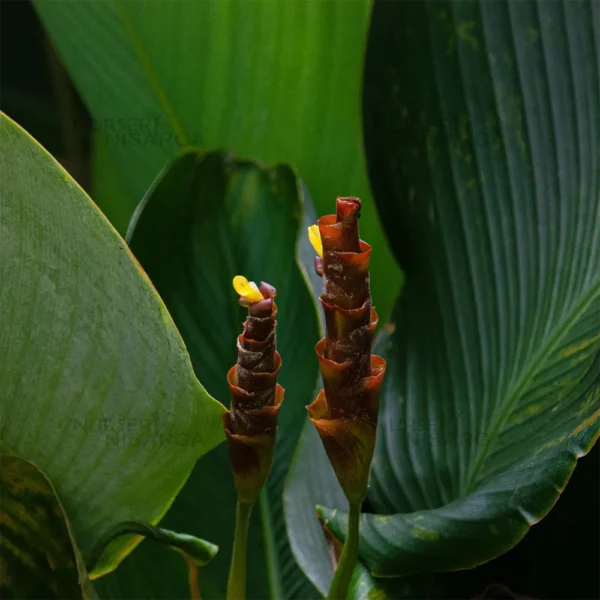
[308,225,323,258]
[233,276,264,303]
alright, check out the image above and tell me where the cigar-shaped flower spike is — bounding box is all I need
[308,197,386,504]
[222,277,284,504]
[308,197,386,599]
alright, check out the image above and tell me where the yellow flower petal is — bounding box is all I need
[233,275,264,303]
[308,224,323,258]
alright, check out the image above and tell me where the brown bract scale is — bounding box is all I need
[308,197,387,504]
[222,282,284,503]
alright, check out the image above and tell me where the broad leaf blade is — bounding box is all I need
[322,0,600,577]
[34,0,401,325]
[0,113,225,577]
[0,454,94,599]
[101,151,321,599]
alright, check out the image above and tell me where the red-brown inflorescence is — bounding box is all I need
[308,197,386,504]
[222,280,284,504]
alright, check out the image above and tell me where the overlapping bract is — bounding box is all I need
[308,198,386,503]
[223,282,284,503]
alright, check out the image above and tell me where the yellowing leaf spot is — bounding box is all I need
[411,527,439,541]
[512,402,545,424]
[562,332,600,357]
[535,434,568,456]
[489,525,499,535]
[573,407,600,436]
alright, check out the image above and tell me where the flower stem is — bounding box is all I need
[327,502,361,600]
[182,554,201,600]
[226,500,253,600]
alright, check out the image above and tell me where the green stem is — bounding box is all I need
[327,502,361,600]
[226,500,253,600]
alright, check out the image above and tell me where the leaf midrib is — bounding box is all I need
[463,280,600,493]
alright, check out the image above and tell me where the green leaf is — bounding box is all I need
[97,151,321,598]
[33,0,401,325]
[320,0,600,577]
[0,454,95,599]
[284,420,347,596]
[91,131,134,234]
[0,112,225,577]
[88,521,218,572]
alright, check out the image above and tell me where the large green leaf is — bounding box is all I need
[284,420,346,597]
[0,113,224,577]
[91,131,133,235]
[320,0,600,577]
[34,0,401,325]
[96,151,321,598]
[0,454,95,599]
